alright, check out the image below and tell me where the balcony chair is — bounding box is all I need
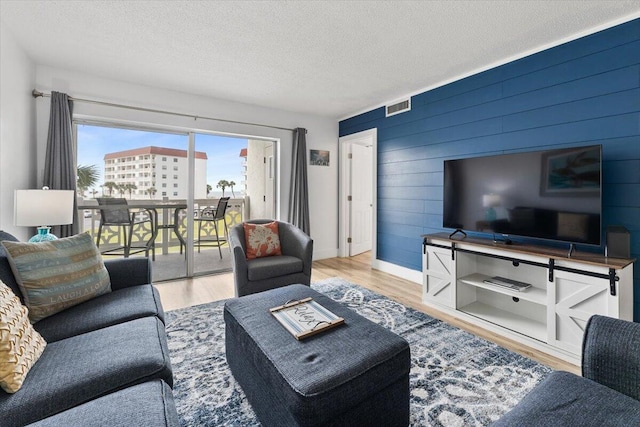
[95,198,153,258]
[229,219,313,297]
[194,197,230,259]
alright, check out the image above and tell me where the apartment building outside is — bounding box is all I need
[103,146,208,199]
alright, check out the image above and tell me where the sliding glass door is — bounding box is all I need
[76,123,277,281]
[76,123,190,281]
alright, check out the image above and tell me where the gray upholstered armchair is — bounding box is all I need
[229,219,313,297]
[493,315,640,426]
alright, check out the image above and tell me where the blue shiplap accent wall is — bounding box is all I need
[339,19,640,321]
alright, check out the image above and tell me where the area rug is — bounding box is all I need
[165,277,551,426]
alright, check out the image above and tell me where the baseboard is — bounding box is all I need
[371,259,422,284]
[314,248,339,260]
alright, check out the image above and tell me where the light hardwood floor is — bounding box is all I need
[154,252,580,374]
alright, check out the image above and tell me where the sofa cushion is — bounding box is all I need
[244,221,282,259]
[0,316,173,427]
[0,231,22,302]
[492,371,640,427]
[26,380,179,427]
[1,233,111,323]
[0,281,46,393]
[247,255,303,281]
[34,284,165,342]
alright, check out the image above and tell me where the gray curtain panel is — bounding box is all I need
[288,128,310,235]
[43,91,79,237]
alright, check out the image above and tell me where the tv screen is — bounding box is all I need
[443,145,602,246]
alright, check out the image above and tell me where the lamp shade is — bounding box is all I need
[14,189,75,227]
[482,194,501,208]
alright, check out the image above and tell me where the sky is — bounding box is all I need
[77,124,246,195]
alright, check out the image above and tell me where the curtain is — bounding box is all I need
[43,92,78,237]
[288,128,310,235]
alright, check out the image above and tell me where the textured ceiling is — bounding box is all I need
[1,1,639,119]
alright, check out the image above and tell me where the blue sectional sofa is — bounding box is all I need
[493,315,640,426]
[0,231,179,427]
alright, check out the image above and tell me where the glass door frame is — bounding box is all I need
[73,117,279,280]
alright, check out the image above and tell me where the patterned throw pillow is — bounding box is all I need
[0,280,47,393]
[243,222,282,259]
[1,233,111,323]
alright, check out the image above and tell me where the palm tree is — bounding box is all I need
[229,180,236,197]
[90,188,98,199]
[104,181,117,196]
[117,183,126,197]
[124,183,137,199]
[206,184,212,196]
[216,179,229,197]
[145,187,157,199]
[77,164,99,197]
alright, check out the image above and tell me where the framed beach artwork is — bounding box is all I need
[310,149,330,166]
[540,146,600,197]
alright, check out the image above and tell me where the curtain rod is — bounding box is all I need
[32,89,295,132]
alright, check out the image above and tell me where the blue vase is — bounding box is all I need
[28,227,58,242]
[485,207,497,222]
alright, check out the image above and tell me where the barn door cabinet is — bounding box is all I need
[421,233,635,364]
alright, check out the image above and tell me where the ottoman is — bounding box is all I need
[224,284,411,427]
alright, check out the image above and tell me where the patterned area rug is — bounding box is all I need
[165,277,551,426]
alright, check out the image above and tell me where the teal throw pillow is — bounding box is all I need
[1,232,111,323]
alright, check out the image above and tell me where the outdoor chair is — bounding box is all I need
[194,197,230,259]
[95,198,154,258]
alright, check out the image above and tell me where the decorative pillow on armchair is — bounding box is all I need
[1,232,111,323]
[0,280,47,393]
[244,222,282,259]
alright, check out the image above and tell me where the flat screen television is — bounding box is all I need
[443,145,602,246]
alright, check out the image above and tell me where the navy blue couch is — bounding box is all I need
[493,315,640,426]
[0,231,179,426]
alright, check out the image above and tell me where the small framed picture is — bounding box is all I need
[310,149,330,166]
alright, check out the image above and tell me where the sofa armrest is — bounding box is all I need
[229,226,249,296]
[280,224,314,277]
[582,315,640,401]
[104,257,152,290]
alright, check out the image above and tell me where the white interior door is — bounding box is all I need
[349,143,373,256]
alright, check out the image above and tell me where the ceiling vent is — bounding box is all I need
[385,98,411,117]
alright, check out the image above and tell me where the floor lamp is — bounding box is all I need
[14,188,75,242]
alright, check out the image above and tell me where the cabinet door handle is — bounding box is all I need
[609,269,618,296]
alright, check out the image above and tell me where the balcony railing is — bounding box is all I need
[79,197,246,256]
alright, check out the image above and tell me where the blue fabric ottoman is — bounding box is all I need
[224,284,410,427]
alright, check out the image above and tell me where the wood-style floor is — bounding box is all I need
[154,252,580,374]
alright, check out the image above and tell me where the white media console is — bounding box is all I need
[422,233,635,364]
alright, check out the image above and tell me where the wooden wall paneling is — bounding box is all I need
[502,41,640,97]
[339,18,640,320]
[604,159,640,183]
[502,90,640,133]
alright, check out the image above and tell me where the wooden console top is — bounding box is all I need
[423,232,635,270]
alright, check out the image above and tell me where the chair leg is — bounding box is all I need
[223,218,230,254]
[124,224,132,258]
[96,224,103,248]
[215,220,222,259]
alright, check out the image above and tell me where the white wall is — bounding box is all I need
[34,66,339,259]
[0,23,37,240]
